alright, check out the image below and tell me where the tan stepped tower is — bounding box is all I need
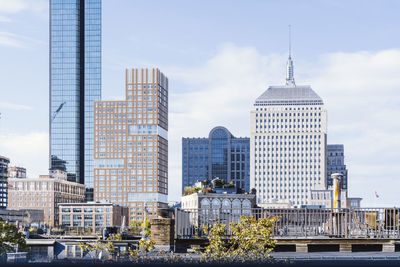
[94,68,168,222]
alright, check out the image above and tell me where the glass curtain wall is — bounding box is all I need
[50,0,101,201]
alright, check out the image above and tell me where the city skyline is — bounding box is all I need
[1,0,400,206]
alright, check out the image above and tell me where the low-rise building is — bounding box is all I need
[347,197,362,208]
[0,209,43,226]
[8,170,85,226]
[58,201,129,233]
[182,192,256,211]
[181,191,256,229]
[182,178,256,212]
[310,175,362,209]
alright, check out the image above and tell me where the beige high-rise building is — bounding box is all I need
[94,68,168,222]
[250,55,327,207]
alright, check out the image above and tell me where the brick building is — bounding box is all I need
[8,170,85,226]
[94,68,168,222]
[59,201,129,233]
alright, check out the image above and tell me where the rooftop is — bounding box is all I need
[254,85,324,106]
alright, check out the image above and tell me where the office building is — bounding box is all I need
[8,166,26,179]
[59,201,129,232]
[49,0,102,201]
[250,53,327,206]
[0,156,9,208]
[8,170,85,225]
[182,126,250,193]
[327,144,348,190]
[94,68,168,222]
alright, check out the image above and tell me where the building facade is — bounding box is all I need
[181,192,256,212]
[327,144,348,190]
[0,209,44,226]
[250,55,327,206]
[8,166,26,179]
[0,156,10,209]
[8,170,85,225]
[94,68,168,222]
[59,202,129,233]
[49,0,102,201]
[182,126,250,193]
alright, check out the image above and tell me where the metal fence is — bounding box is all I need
[175,207,400,239]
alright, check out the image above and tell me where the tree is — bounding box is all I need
[78,233,122,261]
[200,215,278,263]
[0,219,26,260]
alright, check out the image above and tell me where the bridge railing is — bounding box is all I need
[175,207,400,239]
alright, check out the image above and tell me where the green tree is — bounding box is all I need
[78,233,123,261]
[200,215,278,263]
[0,219,26,260]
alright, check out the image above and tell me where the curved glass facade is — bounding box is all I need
[210,128,229,181]
[182,126,250,193]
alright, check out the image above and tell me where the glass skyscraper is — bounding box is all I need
[182,126,250,193]
[327,144,348,190]
[49,0,101,201]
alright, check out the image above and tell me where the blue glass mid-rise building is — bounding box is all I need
[182,126,250,193]
[49,0,101,201]
[327,144,348,190]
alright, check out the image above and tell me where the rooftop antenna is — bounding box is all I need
[289,24,291,57]
[286,24,295,86]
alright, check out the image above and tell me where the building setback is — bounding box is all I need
[327,144,348,190]
[8,170,85,226]
[250,54,327,206]
[182,126,250,193]
[0,156,9,209]
[94,68,168,222]
[49,0,102,201]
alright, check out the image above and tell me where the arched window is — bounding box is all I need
[242,199,252,216]
[232,199,241,216]
[209,127,232,181]
[222,199,231,213]
[211,198,221,209]
[201,198,210,209]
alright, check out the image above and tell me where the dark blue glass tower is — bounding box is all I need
[327,144,348,190]
[49,0,101,201]
[182,126,250,193]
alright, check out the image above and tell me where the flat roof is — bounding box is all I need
[58,202,126,207]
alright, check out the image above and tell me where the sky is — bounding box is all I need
[0,0,400,206]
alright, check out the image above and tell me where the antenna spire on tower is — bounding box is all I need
[289,24,291,57]
[286,24,295,86]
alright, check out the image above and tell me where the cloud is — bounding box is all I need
[0,0,47,14]
[0,31,44,48]
[0,102,32,111]
[165,44,400,207]
[0,132,48,178]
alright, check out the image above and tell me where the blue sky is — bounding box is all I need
[0,0,400,206]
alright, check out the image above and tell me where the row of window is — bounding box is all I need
[255,112,322,117]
